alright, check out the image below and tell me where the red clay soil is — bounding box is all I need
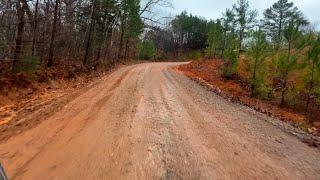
[0,61,125,129]
[177,59,320,135]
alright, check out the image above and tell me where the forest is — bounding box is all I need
[0,0,171,72]
[1,0,320,124]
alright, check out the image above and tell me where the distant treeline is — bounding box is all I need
[143,0,320,120]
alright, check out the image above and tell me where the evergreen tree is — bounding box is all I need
[263,0,308,49]
[138,40,156,60]
[171,12,209,51]
[232,0,257,54]
[304,33,320,114]
[277,19,302,107]
[246,28,270,97]
[123,0,144,59]
[222,33,238,79]
[206,20,223,58]
[221,9,236,57]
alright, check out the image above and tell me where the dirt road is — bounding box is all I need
[0,63,319,179]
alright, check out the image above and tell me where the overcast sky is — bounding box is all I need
[170,0,320,29]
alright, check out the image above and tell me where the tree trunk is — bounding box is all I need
[124,38,130,60]
[276,13,283,50]
[221,31,227,58]
[47,0,59,67]
[238,27,244,57]
[95,15,108,63]
[213,47,217,58]
[280,78,287,107]
[251,56,258,97]
[103,28,113,62]
[280,41,292,107]
[40,0,50,62]
[12,0,26,72]
[83,0,96,66]
[31,0,39,56]
[118,22,125,60]
[305,60,315,114]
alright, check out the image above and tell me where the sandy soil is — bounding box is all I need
[0,62,319,180]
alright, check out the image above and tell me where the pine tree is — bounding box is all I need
[246,28,270,97]
[232,0,257,54]
[304,33,320,114]
[123,0,143,59]
[278,19,301,107]
[221,9,235,57]
[263,0,308,50]
[206,20,223,58]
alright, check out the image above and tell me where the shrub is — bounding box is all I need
[187,50,202,60]
[16,56,41,76]
[222,48,238,79]
[138,41,156,60]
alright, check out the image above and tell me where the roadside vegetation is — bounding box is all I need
[0,0,170,72]
[0,0,169,124]
[0,0,170,104]
[161,0,319,131]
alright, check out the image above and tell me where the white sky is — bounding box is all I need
[170,0,320,29]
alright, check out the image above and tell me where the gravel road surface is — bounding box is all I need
[0,63,319,179]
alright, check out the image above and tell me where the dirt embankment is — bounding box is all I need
[177,60,320,143]
[0,61,125,140]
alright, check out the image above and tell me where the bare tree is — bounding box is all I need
[31,0,39,56]
[83,0,96,66]
[47,0,60,67]
[12,0,26,72]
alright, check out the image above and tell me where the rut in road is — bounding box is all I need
[0,63,319,180]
